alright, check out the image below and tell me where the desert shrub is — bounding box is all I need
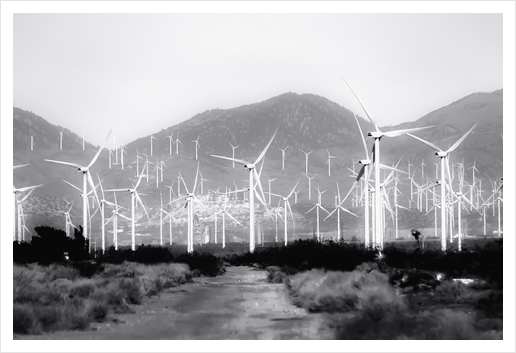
[13,304,40,334]
[175,251,225,277]
[286,268,399,313]
[266,266,299,283]
[333,306,481,339]
[117,278,143,304]
[13,262,191,335]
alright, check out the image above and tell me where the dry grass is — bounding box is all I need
[13,262,191,334]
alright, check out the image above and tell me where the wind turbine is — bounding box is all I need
[105,161,151,251]
[14,187,39,242]
[58,199,76,238]
[267,180,299,246]
[82,131,87,151]
[30,136,34,151]
[306,187,330,242]
[303,173,316,201]
[192,135,200,161]
[278,146,288,170]
[342,78,435,250]
[167,134,175,156]
[150,135,157,157]
[206,194,242,248]
[326,149,337,177]
[229,143,239,168]
[104,191,130,250]
[324,182,358,241]
[45,130,112,245]
[175,134,183,155]
[301,150,313,174]
[211,128,278,252]
[331,112,371,247]
[172,162,208,252]
[265,174,277,205]
[407,122,478,251]
[59,131,63,150]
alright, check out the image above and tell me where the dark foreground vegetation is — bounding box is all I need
[13,226,226,335]
[227,238,503,339]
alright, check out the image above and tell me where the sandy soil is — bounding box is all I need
[15,267,333,340]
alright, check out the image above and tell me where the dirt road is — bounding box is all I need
[15,267,332,340]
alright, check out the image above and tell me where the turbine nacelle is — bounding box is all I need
[368,131,383,138]
[244,163,255,169]
[435,151,447,157]
[358,159,371,165]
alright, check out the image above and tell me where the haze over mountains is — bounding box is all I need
[13,88,503,244]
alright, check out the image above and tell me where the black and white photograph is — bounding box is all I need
[2,1,514,351]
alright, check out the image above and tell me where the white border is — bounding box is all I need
[2,1,514,352]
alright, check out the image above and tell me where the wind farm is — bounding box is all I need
[9,10,507,343]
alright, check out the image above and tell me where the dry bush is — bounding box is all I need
[13,262,192,335]
[286,268,399,313]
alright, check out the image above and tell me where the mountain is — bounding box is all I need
[13,89,503,244]
[13,107,98,152]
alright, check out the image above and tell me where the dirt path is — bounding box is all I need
[15,267,332,340]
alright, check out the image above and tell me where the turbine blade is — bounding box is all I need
[254,127,279,164]
[384,126,435,138]
[406,133,442,152]
[45,159,83,169]
[63,180,82,193]
[225,211,242,226]
[88,129,113,168]
[339,206,358,218]
[341,77,379,132]
[352,112,370,157]
[211,154,248,165]
[305,205,316,214]
[447,122,479,153]
[287,180,301,199]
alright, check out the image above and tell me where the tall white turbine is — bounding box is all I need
[45,130,112,245]
[331,112,371,247]
[278,146,288,170]
[324,182,358,241]
[14,187,39,242]
[326,149,337,177]
[306,188,330,242]
[30,136,34,151]
[211,128,278,252]
[82,131,87,151]
[120,144,127,170]
[206,194,242,248]
[105,161,151,251]
[407,122,478,251]
[58,200,76,238]
[175,135,183,155]
[265,175,277,205]
[167,134,175,156]
[192,135,200,161]
[342,78,434,250]
[267,180,299,246]
[229,143,239,168]
[301,150,313,175]
[104,191,130,250]
[172,163,208,252]
[150,135,157,157]
[303,173,316,201]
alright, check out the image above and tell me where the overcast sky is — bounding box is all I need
[14,12,502,146]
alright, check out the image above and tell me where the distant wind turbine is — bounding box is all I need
[326,149,337,177]
[45,130,112,245]
[278,146,288,170]
[301,150,313,175]
[229,143,239,168]
[407,121,478,251]
[211,128,278,252]
[105,161,151,251]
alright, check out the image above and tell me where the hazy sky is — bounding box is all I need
[14,12,502,146]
